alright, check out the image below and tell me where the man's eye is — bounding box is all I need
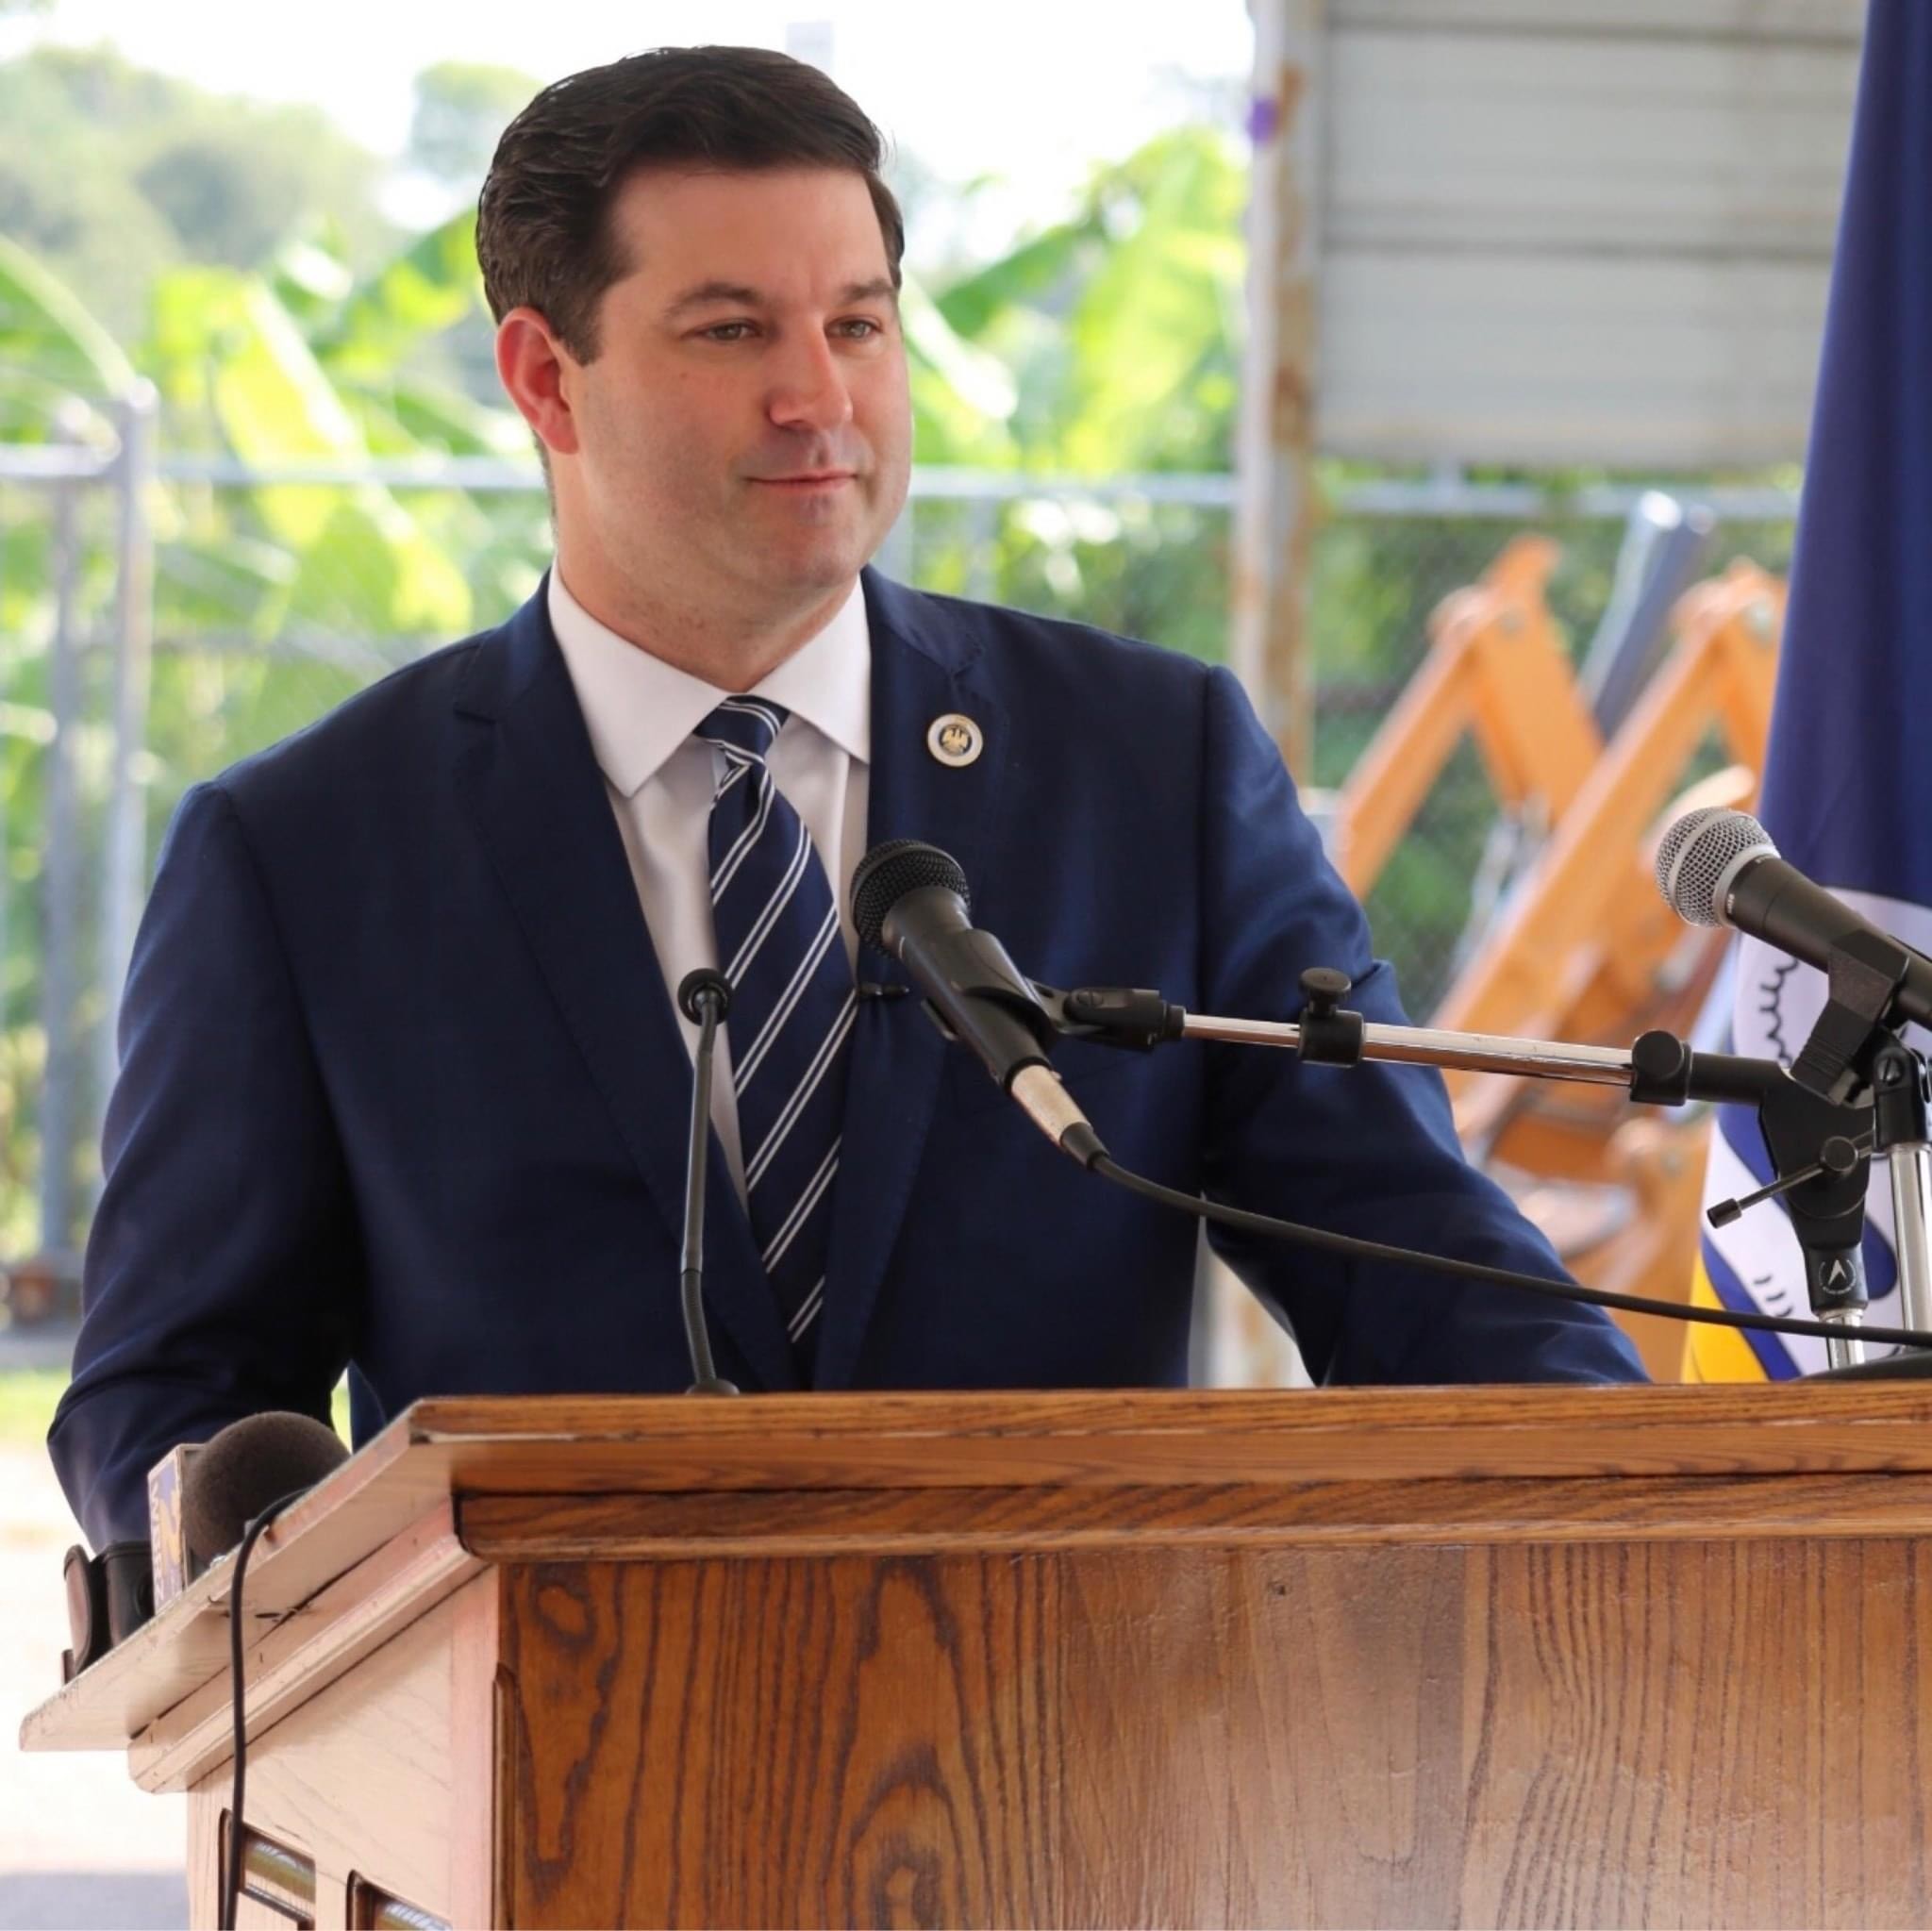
[836,318,883,339]
[700,323,756,341]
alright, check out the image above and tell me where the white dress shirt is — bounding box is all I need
[546,564,872,1199]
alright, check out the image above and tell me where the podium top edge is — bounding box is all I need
[392,1381,1932,1453]
[21,1381,1932,1758]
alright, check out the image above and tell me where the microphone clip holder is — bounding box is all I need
[1288,968,1365,1065]
[1028,983,1184,1053]
[1792,928,1917,1105]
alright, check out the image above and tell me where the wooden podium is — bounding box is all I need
[21,1386,1932,1927]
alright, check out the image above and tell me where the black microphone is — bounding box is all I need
[851,840,1107,1165]
[1658,808,1932,1024]
[675,967,739,1395]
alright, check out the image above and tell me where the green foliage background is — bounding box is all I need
[0,38,1790,1266]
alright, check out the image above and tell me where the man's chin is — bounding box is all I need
[743,530,878,597]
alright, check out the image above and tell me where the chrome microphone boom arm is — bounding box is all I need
[1036,970,1779,1105]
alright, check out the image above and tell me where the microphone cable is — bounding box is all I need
[219,1487,309,1931]
[1052,1124,1932,1353]
[181,1411,351,1931]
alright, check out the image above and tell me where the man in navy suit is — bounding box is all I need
[52,47,1642,1549]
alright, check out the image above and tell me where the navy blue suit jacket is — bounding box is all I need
[52,571,1643,1544]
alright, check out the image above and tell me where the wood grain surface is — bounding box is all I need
[132,1505,477,1792]
[497,1540,1932,1929]
[24,1388,1932,1924]
[460,1472,1932,1559]
[408,1385,1932,1486]
[25,1386,1932,1756]
[186,1575,487,1930]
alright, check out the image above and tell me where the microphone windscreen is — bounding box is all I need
[180,1411,350,1567]
[852,839,969,952]
[1656,807,1775,926]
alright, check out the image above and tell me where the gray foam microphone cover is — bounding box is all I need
[179,1410,350,1567]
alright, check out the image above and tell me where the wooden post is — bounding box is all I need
[1232,0,1324,783]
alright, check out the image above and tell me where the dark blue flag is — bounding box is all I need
[1694,0,1932,1378]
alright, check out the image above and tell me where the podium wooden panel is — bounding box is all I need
[21,1387,1932,1927]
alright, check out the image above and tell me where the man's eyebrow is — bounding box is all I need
[662,276,900,317]
[838,277,900,307]
[663,280,762,316]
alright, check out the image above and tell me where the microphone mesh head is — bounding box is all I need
[851,840,969,953]
[180,1411,350,1566]
[1656,807,1777,926]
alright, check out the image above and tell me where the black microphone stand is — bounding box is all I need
[1765,926,1932,1360]
[676,968,740,1396]
[1037,968,1924,1374]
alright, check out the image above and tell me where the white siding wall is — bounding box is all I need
[1320,0,1863,463]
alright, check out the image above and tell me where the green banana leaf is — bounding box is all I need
[0,231,138,420]
[320,208,481,380]
[1059,130,1244,474]
[935,218,1098,341]
[148,264,472,635]
[899,272,1019,467]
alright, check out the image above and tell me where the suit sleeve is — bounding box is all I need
[1193,666,1647,1385]
[48,782,361,1547]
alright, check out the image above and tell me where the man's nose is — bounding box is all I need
[767,332,855,434]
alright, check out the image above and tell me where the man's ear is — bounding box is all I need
[495,308,582,458]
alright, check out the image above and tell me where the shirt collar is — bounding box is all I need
[546,565,871,799]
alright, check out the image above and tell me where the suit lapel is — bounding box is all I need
[451,587,800,1392]
[814,571,1008,1390]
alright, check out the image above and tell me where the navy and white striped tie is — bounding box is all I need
[702,698,855,1371]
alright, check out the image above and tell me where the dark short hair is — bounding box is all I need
[476,45,906,363]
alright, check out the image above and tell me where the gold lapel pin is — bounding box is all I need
[926,712,984,768]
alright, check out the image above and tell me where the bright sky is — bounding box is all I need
[1,1,1255,241]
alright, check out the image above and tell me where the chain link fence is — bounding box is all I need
[0,441,1798,1279]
